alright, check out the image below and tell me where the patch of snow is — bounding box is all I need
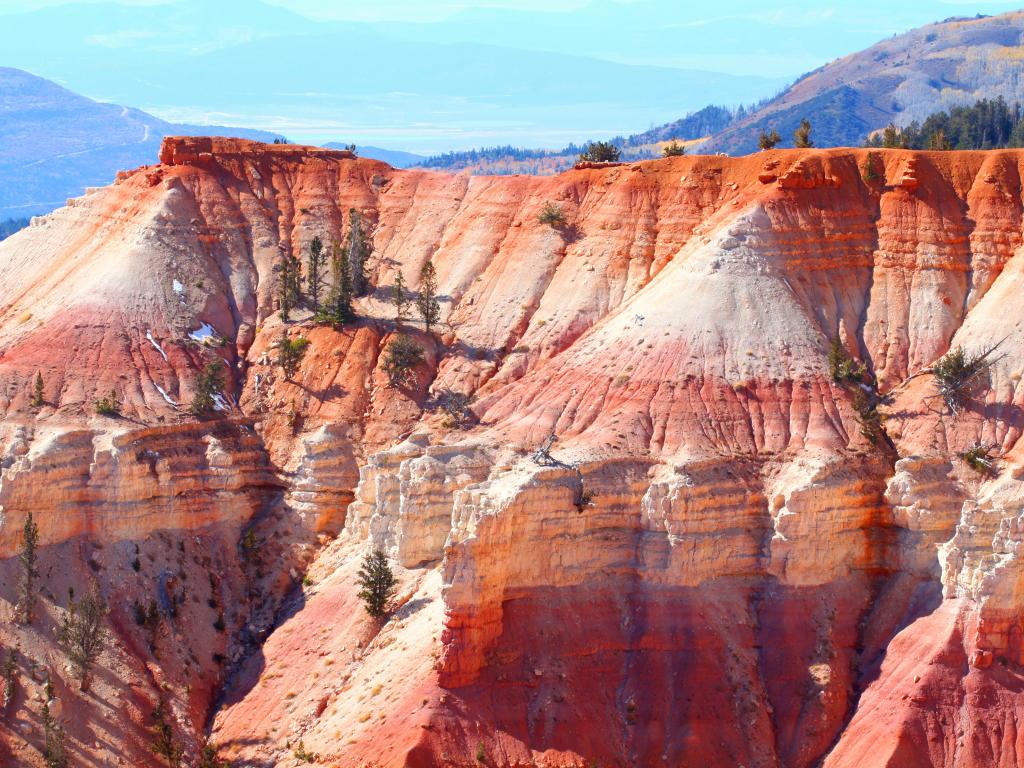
[146,330,168,362]
[189,322,218,345]
[154,384,178,407]
[172,279,184,295]
[212,393,230,412]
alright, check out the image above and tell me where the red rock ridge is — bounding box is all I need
[1,138,1024,766]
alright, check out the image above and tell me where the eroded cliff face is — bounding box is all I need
[1,138,1024,767]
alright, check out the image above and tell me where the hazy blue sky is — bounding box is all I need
[2,0,1023,150]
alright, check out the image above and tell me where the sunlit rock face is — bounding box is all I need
[2,138,1024,767]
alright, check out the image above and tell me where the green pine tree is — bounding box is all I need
[16,511,39,624]
[307,235,326,312]
[794,118,814,148]
[347,208,370,297]
[416,260,441,334]
[356,549,397,618]
[391,271,410,326]
[277,247,304,321]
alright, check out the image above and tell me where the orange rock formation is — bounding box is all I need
[0,137,1023,766]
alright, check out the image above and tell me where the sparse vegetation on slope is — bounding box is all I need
[929,343,1003,417]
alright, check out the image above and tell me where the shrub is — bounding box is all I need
[578,141,621,163]
[575,485,596,512]
[383,334,424,388]
[95,389,120,416]
[861,152,881,183]
[151,700,183,767]
[274,335,310,380]
[294,741,316,763]
[758,128,781,150]
[41,691,68,768]
[189,361,226,417]
[662,140,686,157]
[851,389,885,445]
[828,338,867,384]
[197,741,228,768]
[538,202,567,227]
[356,549,397,618]
[930,343,1002,417]
[961,442,997,475]
[31,371,44,408]
[436,389,476,429]
[3,648,16,712]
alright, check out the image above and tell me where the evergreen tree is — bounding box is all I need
[758,128,781,150]
[577,141,621,162]
[794,118,813,148]
[277,247,303,321]
[306,236,326,312]
[346,209,370,297]
[31,371,44,408]
[356,548,397,618]
[928,129,952,151]
[188,361,226,417]
[319,242,354,326]
[391,271,410,326]
[880,123,904,148]
[58,588,108,691]
[94,389,120,416]
[662,140,686,157]
[416,260,441,334]
[16,511,39,624]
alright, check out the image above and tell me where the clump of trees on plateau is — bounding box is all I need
[577,141,621,163]
[865,98,1024,150]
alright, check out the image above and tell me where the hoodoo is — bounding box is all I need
[1,137,1024,767]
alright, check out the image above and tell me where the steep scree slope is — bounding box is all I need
[0,138,1023,767]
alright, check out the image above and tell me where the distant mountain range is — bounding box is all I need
[704,12,1024,154]
[4,8,1024,218]
[416,11,1024,172]
[0,67,280,219]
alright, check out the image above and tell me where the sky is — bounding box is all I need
[2,0,1023,150]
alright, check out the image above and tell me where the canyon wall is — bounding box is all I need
[0,138,1023,766]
